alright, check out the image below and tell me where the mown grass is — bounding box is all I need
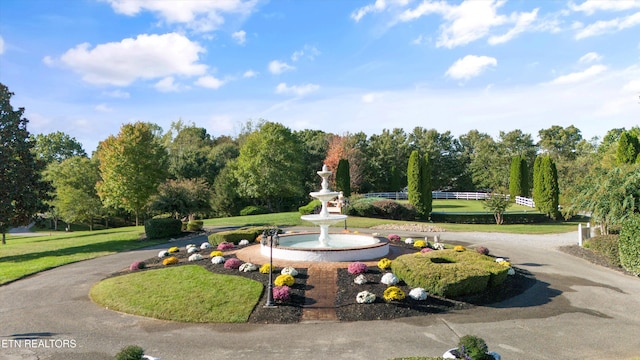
[89,265,263,323]
[0,227,165,285]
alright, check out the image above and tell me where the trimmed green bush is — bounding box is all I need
[584,235,620,267]
[619,214,640,275]
[239,205,270,216]
[346,200,376,217]
[144,218,182,240]
[208,227,270,245]
[372,200,416,220]
[186,220,204,231]
[299,200,322,215]
[115,345,144,360]
[431,212,547,224]
[458,335,490,360]
[391,250,509,298]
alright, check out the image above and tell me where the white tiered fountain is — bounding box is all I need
[259,165,389,262]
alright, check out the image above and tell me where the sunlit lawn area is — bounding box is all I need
[90,265,262,323]
[0,227,165,285]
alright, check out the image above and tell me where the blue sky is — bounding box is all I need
[1,0,639,153]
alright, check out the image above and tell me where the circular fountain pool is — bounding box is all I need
[260,233,389,262]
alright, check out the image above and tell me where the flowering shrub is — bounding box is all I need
[158,250,169,258]
[476,246,490,255]
[168,247,180,253]
[454,245,466,252]
[387,234,401,242]
[162,256,179,266]
[409,287,428,301]
[272,285,290,301]
[238,239,250,246]
[200,242,212,249]
[188,254,203,262]
[224,258,242,269]
[239,262,258,272]
[259,264,273,274]
[347,262,368,275]
[217,242,235,251]
[129,261,145,271]
[404,237,414,244]
[420,247,433,253]
[211,256,225,264]
[274,274,295,287]
[209,251,224,257]
[354,274,367,285]
[378,258,392,270]
[356,291,376,304]
[383,286,405,301]
[413,240,427,248]
[280,267,298,276]
[187,247,199,254]
[381,272,399,285]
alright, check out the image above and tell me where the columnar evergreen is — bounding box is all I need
[617,131,640,165]
[534,155,560,219]
[335,158,351,197]
[509,156,529,198]
[533,156,542,206]
[407,151,423,216]
[420,154,432,218]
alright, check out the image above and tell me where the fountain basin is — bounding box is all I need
[260,233,389,262]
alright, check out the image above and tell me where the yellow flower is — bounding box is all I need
[274,274,295,287]
[498,260,511,267]
[209,251,223,257]
[454,245,465,252]
[378,258,392,270]
[162,256,179,266]
[383,286,405,301]
[259,264,273,274]
[413,240,427,248]
[168,247,180,253]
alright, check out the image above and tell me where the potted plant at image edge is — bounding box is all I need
[443,335,501,360]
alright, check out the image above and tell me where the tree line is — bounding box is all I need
[1,82,639,241]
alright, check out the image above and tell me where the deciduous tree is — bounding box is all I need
[31,131,86,164]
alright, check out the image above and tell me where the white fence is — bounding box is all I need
[363,191,537,208]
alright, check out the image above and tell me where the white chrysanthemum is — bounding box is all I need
[356,291,376,304]
[238,239,250,246]
[187,247,199,254]
[200,242,212,249]
[354,274,367,285]
[188,254,203,262]
[158,250,169,258]
[381,272,399,285]
[495,257,505,263]
[409,288,428,301]
[507,267,516,276]
[433,243,445,250]
[281,267,298,276]
[186,244,196,249]
[404,237,414,244]
[211,256,225,264]
[239,262,258,272]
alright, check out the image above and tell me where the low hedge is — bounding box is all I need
[239,206,270,216]
[584,235,620,267]
[619,214,640,275]
[391,250,508,298]
[208,227,272,245]
[346,198,416,220]
[299,200,322,215]
[430,212,548,224]
[144,218,183,240]
[186,220,204,232]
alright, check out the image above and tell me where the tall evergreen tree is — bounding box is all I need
[509,156,529,198]
[535,155,560,219]
[0,83,52,244]
[533,155,543,206]
[420,153,432,218]
[617,131,640,165]
[407,150,423,216]
[335,159,351,197]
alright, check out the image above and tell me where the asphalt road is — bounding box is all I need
[1,230,639,360]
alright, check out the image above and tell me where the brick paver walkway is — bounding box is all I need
[301,266,338,321]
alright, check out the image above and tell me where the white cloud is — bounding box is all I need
[59,33,207,86]
[268,60,295,74]
[0,35,4,55]
[275,82,319,96]
[362,93,382,103]
[445,55,497,80]
[569,0,640,15]
[548,64,607,85]
[579,52,603,63]
[42,55,54,66]
[104,0,258,33]
[103,89,130,98]
[575,11,640,39]
[195,75,225,89]
[351,0,410,22]
[411,34,425,45]
[243,70,258,78]
[623,78,640,92]
[488,8,538,45]
[95,103,113,112]
[154,76,184,92]
[291,45,320,62]
[232,30,246,45]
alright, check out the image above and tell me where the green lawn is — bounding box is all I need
[90,265,263,323]
[0,227,165,285]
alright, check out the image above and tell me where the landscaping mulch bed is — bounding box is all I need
[559,244,636,277]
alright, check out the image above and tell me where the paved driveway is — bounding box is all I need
[1,230,639,360]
